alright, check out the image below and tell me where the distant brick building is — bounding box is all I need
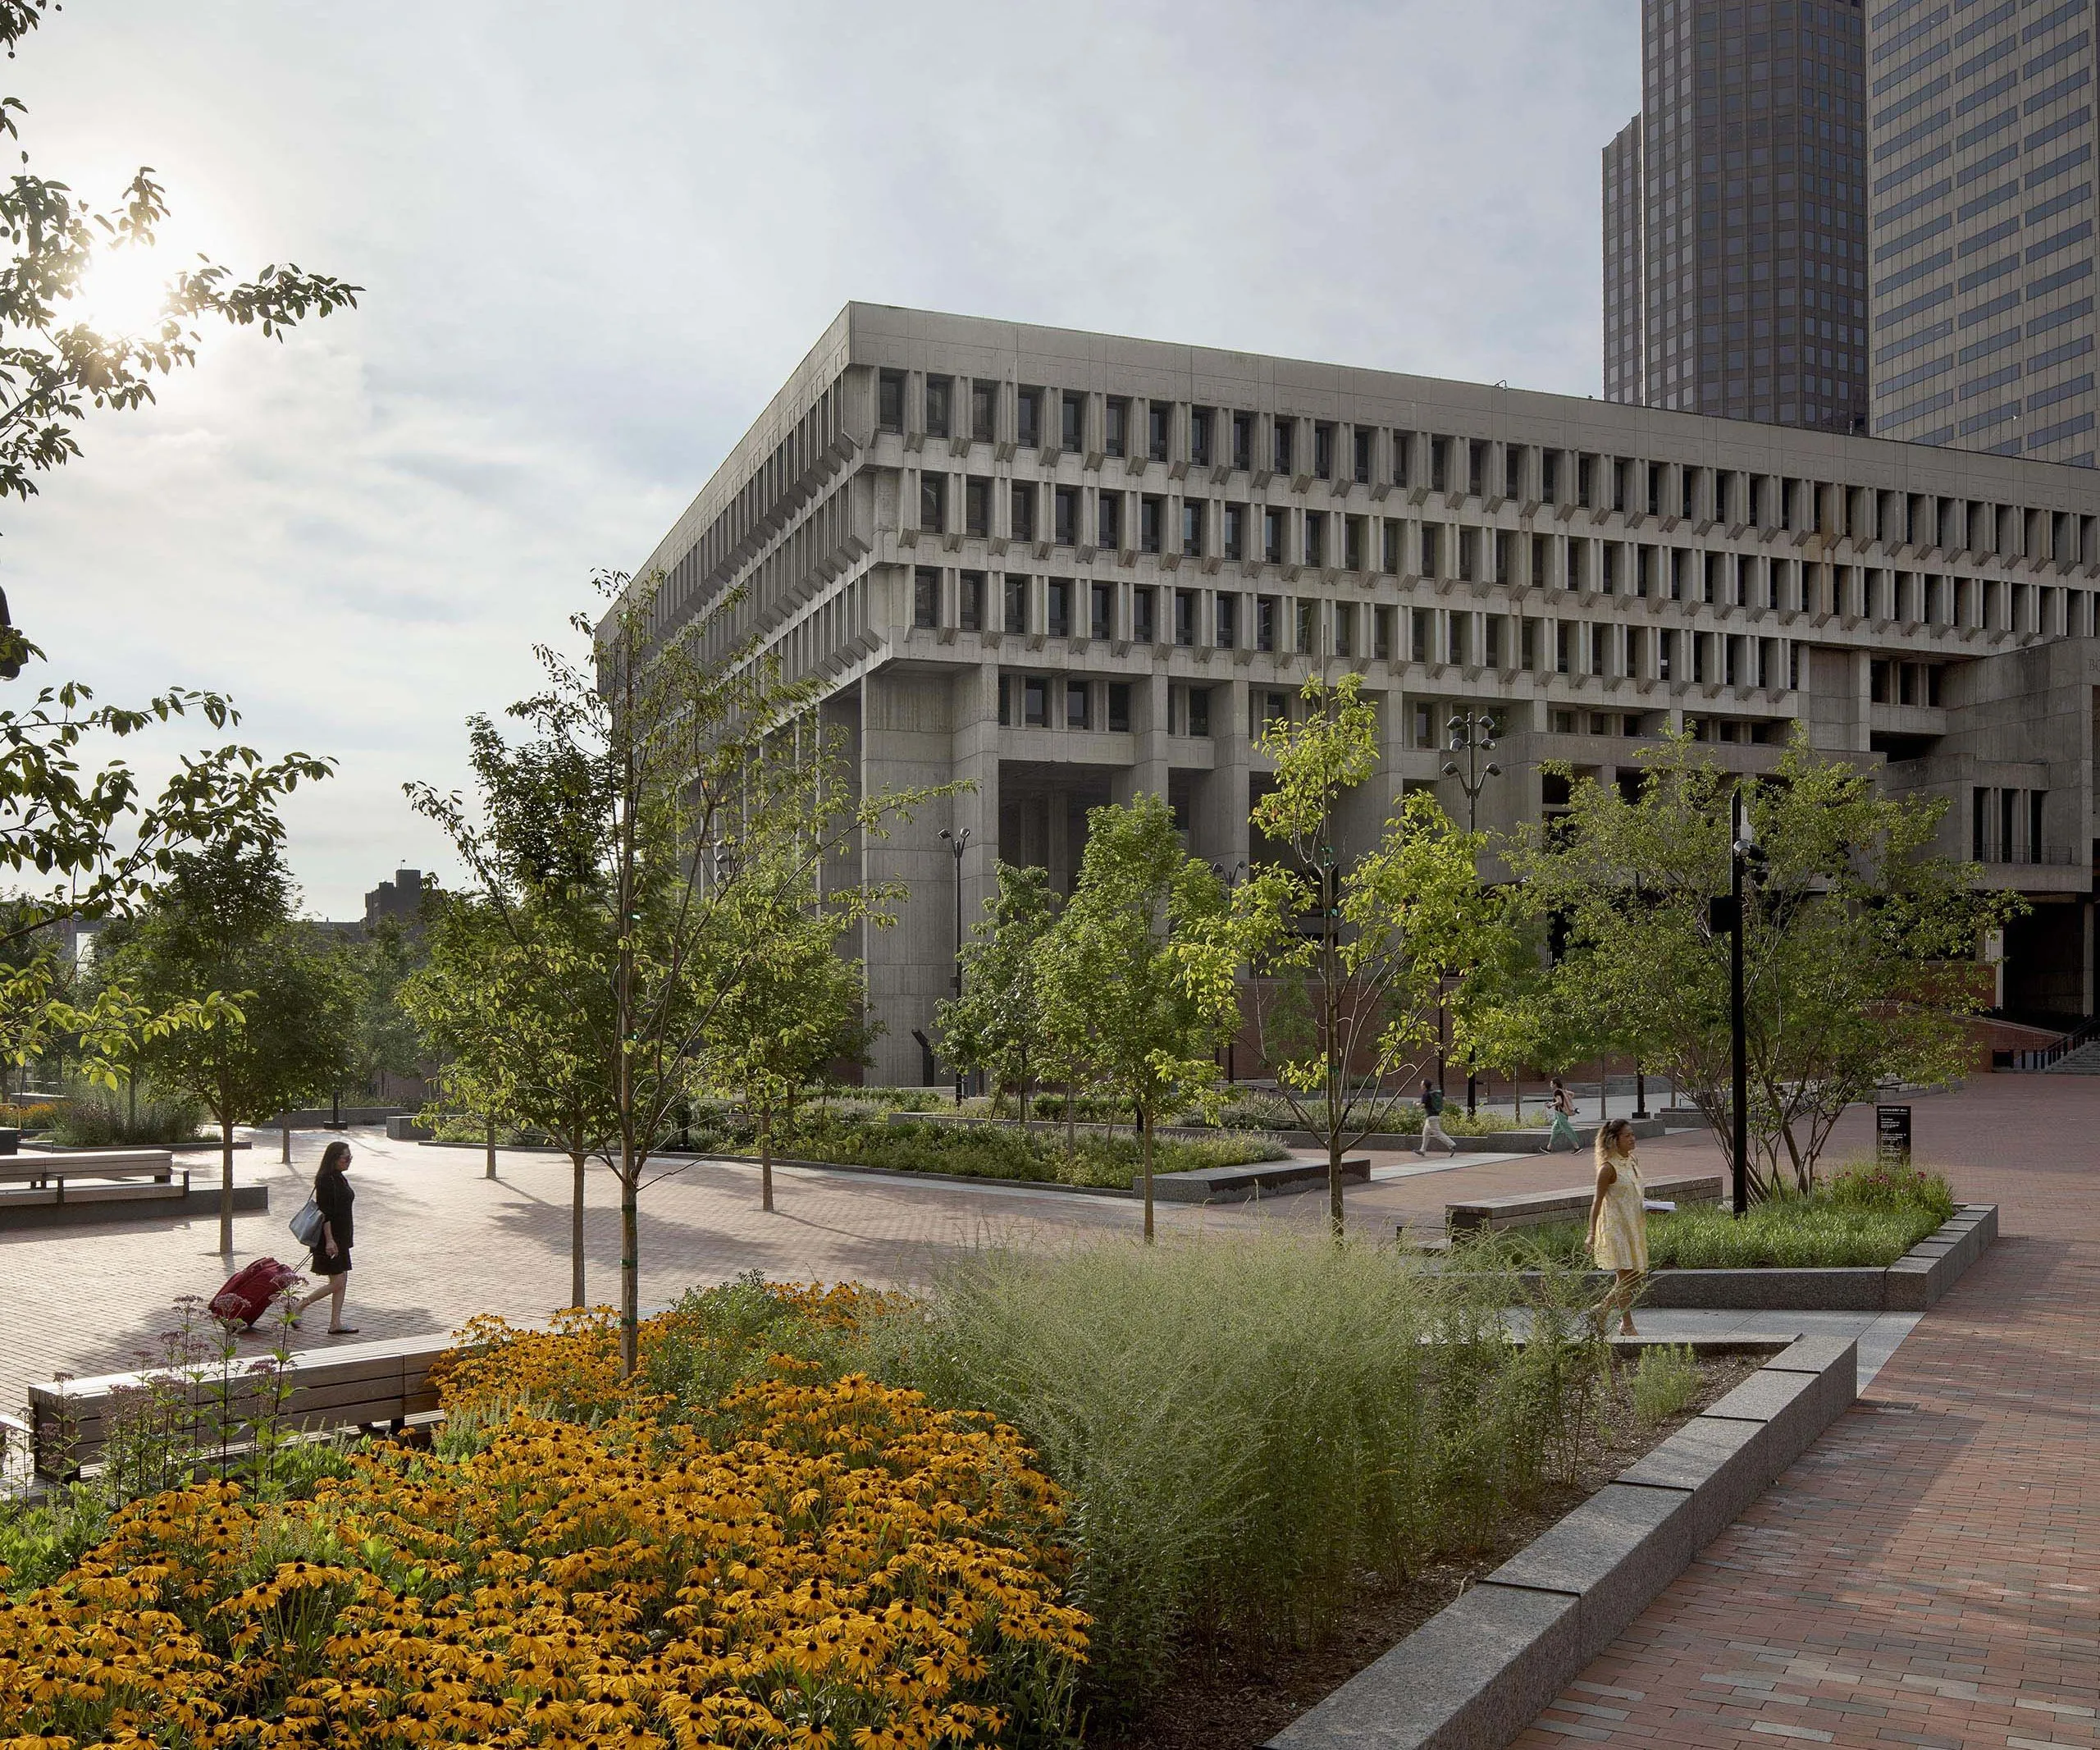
[363,868,428,931]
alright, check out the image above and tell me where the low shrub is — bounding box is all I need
[714,1109,1286,1188]
[48,1088,208,1147]
[1482,1166,1955,1272]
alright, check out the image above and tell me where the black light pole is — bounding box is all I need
[1210,859,1249,1082]
[939,826,970,1103]
[1443,710,1501,1116]
[1729,788,1752,1216]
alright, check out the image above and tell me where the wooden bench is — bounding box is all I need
[1442,1172,1725,1236]
[0,1150,185,1209]
[27,1335,450,1479]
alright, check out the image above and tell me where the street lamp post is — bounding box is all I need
[1209,859,1249,1082]
[1442,710,1501,1115]
[938,826,970,1103]
[1709,788,1755,1216]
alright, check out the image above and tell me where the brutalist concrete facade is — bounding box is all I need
[1604,0,1871,436]
[623,304,2100,1083]
[1865,0,2100,463]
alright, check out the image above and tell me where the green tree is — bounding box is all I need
[1037,793,1238,1241]
[345,916,427,1103]
[1508,730,2017,1195]
[111,839,356,1252]
[404,890,615,1308]
[411,574,946,1371]
[695,872,872,1213]
[934,862,1061,1126]
[1232,677,1507,1234]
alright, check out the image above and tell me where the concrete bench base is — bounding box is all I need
[1267,1333,1859,1750]
[1447,1174,1724,1235]
[1503,1205,1997,1314]
[0,1182,267,1231]
[1155,1157,1370,1204]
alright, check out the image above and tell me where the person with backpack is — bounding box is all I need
[1417,1079,1456,1157]
[1545,1078,1582,1152]
[292,1140,358,1334]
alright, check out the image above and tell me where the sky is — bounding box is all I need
[5,0,1641,920]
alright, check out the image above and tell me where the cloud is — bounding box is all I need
[2,0,1639,916]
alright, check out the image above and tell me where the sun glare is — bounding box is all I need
[69,244,176,338]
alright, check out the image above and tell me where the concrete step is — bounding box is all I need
[2043,1041,2100,1073]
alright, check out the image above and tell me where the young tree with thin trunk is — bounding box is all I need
[404,891,614,1309]
[111,840,356,1253]
[1508,730,2018,1196]
[412,574,945,1372]
[935,862,1061,1126]
[1036,793,1238,1241]
[1229,677,1506,1236]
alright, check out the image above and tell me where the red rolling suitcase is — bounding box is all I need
[209,1257,300,1328]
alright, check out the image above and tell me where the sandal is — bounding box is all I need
[327,1325,359,1335]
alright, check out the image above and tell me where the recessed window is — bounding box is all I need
[925,377,952,441]
[966,477,991,538]
[1191,408,1213,467]
[1133,586,1158,643]
[1304,513,1325,568]
[1066,679,1090,729]
[1353,427,1373,484]
[1216,593,1237,648]
[920,473,945,533]
[1174,589,1197,646]
[1017,386,1043,449]
[1187,687,1211,738]
[1232,413,1253,470]
[1098,492,1121,551]
[1002,574,1029,634]
[913,567,938,629]
[1334,601,1354,657]
[1061,391,1084,452]
[1108,683,1132,732]
[959,571,985,633]
[1258,596,1279,651]
[1182,502,1204,558]
[1011,482,1036,543]
[1054,487,1078,546]
[1141,496,1163,555]
[1104,397,1129,459]
[1047,578,1071,640]
[970,381,997,445]
[1089,583,1112,641]
[1295,600,1316,654]
[1224,504,1245,561]
[1148,402,1170,463]
[1273,419,1294,476]
[879,370,905,434]
[1264,509,1285,564]
[1313,423,1335,480]
[1023,676,1048,727]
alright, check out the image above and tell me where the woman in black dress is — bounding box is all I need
[293,1140,358,1334]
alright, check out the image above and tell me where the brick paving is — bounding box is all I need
[1517,1076,2100,1750]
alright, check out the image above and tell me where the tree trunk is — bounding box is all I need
[485,1116,496,1180]
[619,1144,639,1377]
[569,1150,586,1309]
[280,1113,290,1164]
[218,1115,235,1255]
[760,1110,774,1213]
[1066,1079,1077,1158]
[1140,1104,1155,1245]
[1328,1130,1346,1239]
[1598,1059,1609,1122]
[1019,1082,1030,1131]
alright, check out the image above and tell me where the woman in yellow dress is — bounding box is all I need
[1584,1117,1647,1336]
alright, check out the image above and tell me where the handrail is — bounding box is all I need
[2010,1013,2100,1071]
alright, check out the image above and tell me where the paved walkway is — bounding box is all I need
[0,1120,1704,1403]
[1517,1076,2099,1750]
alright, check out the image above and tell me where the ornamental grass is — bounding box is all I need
[0,1300,1085,1748]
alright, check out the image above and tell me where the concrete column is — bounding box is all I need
[1196,677,1253,873]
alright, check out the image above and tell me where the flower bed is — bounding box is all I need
[0,1298,1087,1748]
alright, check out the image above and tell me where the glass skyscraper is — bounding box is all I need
[1605,0,1871,434]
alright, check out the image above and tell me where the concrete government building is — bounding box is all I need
[622,304,2100,1085]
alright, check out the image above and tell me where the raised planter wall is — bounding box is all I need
[1268,1333,1860,1750]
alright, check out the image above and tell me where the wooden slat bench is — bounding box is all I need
[27,1334,450,1479]
[1443,1172,1725,1236]
[0,1150,185,1210]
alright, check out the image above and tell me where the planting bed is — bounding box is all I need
[1094,1345,1769,1750]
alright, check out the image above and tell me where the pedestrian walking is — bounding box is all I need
[1417,1080,1456,1157]
[293,1140,358,1334]
[1585,1117,1648,1336]
[1545,1078,1582,1152]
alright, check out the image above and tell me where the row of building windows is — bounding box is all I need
[1970,785,2052,865]
[876,370,2096,555]
[909,561,2090,649]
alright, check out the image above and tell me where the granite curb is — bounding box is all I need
[0,1182,269,1232]
[1505,1204,1995,1311]
[1266,1332,1859,1750]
